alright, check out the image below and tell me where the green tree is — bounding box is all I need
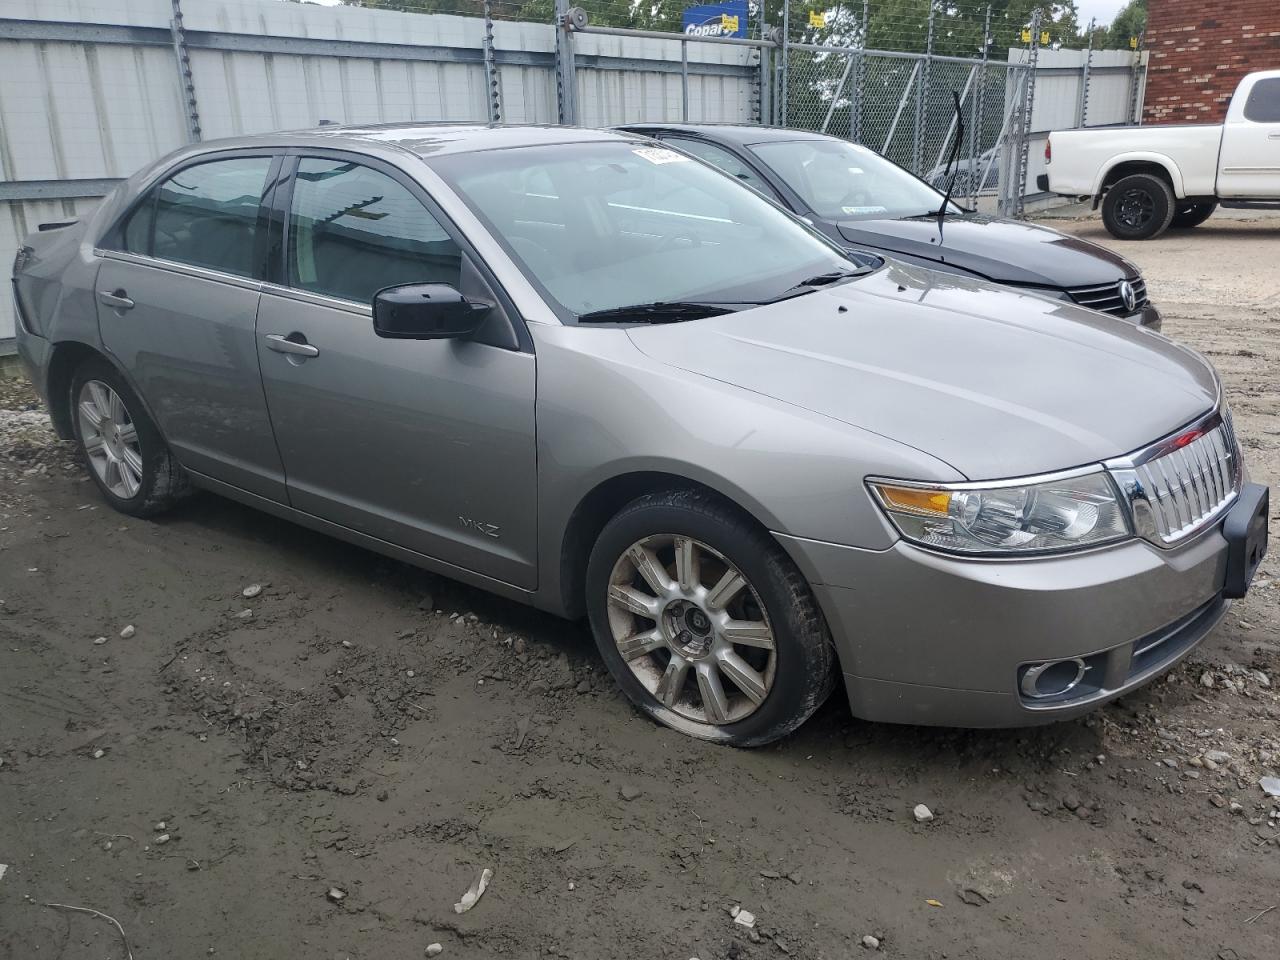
[1107,0,1145,50]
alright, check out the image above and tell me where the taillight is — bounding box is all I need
[1044,137,1052,164]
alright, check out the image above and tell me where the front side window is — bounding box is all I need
[288,158,461,304]
[662,137,780,200]
[1243,77,1280,123]
[750,139,954,221]
[139,157,272,278]
[432,141,851,318]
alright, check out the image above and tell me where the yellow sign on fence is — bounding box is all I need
[1129,36,1139,49]
[809,11,826,29]
[1040,30,1050,44]
[1020,28,1031,42]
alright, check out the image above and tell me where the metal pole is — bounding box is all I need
[882,60,920,154]
[821,50,857,133]
[481,0,502,123]
[850,0,869,142]
[1079,17,1095,127]
[681,40,689,121]
[169,0,202,142]
[1127,28,1146,125]
[993,67,1026,216]
[912,1,936,174]
[1009,7,1042,218]
[781,2,790,126]
[968,5,991,205]
[553,0,578,125]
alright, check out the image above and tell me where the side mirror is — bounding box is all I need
[372,283,491,340]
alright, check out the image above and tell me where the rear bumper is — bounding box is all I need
[776,526,1230,727]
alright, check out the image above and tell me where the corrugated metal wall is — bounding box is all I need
[0,0,757,340]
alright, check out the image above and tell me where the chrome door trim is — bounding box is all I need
[97,249,264,292]
[260,282,371,317]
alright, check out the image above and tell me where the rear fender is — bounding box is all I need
[1093,153,1186,203]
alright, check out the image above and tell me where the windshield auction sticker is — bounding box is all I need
[632,147,691,165]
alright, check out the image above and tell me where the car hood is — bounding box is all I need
[626,262,1217,480]
[836,214,1138,288]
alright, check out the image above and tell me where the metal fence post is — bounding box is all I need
[553,0,578,125]
[781,2,790,126]
[967,5,991,205]
[912,1,936,174]
[1078,18,1095,128]
[758,27,772,125]
[850,0,869,142]
[169,0,202,142]
[1127,28,1146,125]
[1006,7,1042,219]
[481,0,502,123]
[681,40,689,121]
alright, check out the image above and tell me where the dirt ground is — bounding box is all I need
[2,212,1278,960]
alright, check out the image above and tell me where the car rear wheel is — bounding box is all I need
[70,357,189,517]
[586,489,836,746]
[1101,173,1175,240]
[1169,200,1217,229]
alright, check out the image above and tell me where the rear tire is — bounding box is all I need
[585,489,836,747]
[1169,200,1217,229]
[69,357,189,517]
[1101,173,1175,240]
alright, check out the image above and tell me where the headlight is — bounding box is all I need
[868,471,1130,555]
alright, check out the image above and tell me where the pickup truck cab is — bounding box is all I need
[1041,70,1280,240]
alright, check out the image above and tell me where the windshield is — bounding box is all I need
[749,139,953,221]
[431,141,853,319]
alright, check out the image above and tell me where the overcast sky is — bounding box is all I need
[300,0,1134,30]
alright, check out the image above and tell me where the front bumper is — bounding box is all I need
[776,523,1231,727]
[1131,301,1162,331]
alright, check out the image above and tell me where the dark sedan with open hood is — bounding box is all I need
[617,123,1161,330]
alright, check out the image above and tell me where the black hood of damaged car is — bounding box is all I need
[835,214,1138,288]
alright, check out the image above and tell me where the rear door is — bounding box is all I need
[255,153,538,589]
[1218,76,1280,198]
[97,153,288,501]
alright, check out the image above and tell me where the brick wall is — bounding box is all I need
[1143,0,1280,123]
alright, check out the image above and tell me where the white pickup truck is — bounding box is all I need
[1041,69,1280,240]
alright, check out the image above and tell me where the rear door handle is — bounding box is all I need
[265,333,319,358]
[98,290,135,311]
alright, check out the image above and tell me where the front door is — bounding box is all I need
[1218,76,1280,199]
[97,154,287,501]
[256,156,538,589]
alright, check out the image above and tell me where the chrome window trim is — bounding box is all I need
[97,249,263,292]
[260,281,372,317]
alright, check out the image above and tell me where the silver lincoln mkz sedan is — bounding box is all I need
[12,125,1269,745]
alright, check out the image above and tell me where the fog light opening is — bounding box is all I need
[1021,658,1089,699]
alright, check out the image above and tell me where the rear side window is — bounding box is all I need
[287,158,462,304]
[1243,78,1280,123]
[129,157,273,278]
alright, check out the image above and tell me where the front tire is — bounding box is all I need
[70,357,189,517]
[585,489,836,747]
[1101,173,1175,240]
[1169,200,1217,229]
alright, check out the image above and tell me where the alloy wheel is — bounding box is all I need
[77,379,144,499]
[605,534,777,726]
[1116,188,1155,229]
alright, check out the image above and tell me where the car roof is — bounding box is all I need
[617,123,834,147]
[211,123,647,159]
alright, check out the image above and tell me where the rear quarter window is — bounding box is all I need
[1243,78,1280,123]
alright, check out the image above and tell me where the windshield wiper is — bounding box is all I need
[576,301,734,324]
[930,91,965,223]
[767,264,876,302]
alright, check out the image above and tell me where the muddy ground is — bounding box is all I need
[2,213,1278,960]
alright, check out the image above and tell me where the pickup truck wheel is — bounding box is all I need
[586,489,836,747]
[1169,201,1217,229]
[1102,174,1175,240]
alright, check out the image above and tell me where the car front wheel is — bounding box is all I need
[586,489,836,746]
[70,357,189,517]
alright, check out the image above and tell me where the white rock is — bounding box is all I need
[92,749,105,759]
[119,624,135,639]
[326,886,346,903]
[862,935,881,950]
[425,945,443,957]
[732,909,756,929]
[92,636,108,646]
[1204,750,1231,765]
[913,804,934,823]
[242,584,263,599]
[1199,671,1214,689]
[154,833,170,845]
[1261,777,1280,798]
[453,867,492,914]
[406,670,415,678]
[341,640,353,649]
[236,609,253,620]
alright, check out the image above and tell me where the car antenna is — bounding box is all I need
[935,91,964,236]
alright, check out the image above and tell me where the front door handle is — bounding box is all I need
[265,333,319,359]
[98,289,135,311]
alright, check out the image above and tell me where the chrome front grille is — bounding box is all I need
[1067,278,1148,316]
[1106,409,1241,546]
